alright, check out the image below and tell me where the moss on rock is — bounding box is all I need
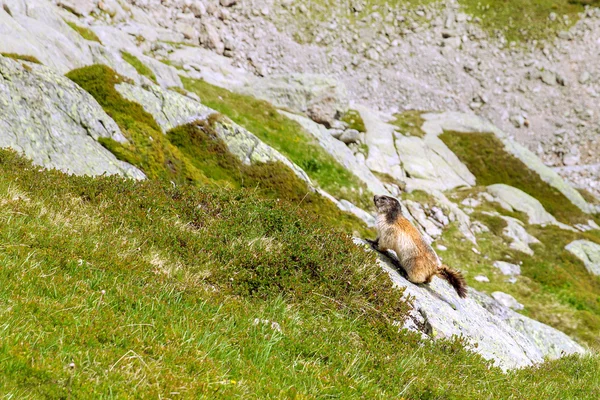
[1,53,41,64]
[121,51,157,83]
[65,21,101,43]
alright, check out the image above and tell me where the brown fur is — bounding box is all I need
[372,195,467,298]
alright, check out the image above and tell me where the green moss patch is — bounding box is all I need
[121,51,157,83]
[1,53,41,64]
[340,109,366,132]
[66,65,205,184]
[65,21,101,43]
[390,110,426,138]
[440,131,588,224]
[182,77,372,209]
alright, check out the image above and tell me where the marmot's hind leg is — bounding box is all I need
[406,259,433,284]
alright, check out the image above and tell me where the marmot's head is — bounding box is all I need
[373,195,400,219]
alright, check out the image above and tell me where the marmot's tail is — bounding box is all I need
[437,265,467,298]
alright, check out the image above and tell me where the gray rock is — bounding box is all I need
[492,292,524,310]
[220,0,237,6]
[57,0,96,16]
[137,53,183,88]
[540,70,556,86]
[306,95,341,128]
[405,200,443,239]
[0,57,144,179]
[509,114,525,128]
[356,105,405,183]
[281,111,389,196]
[189,1,206,17]
[199,20,224,55]
[396,134,476,192]
[496,214,540,255]
[329,129,344,139]
[493,261,521,276]
[579,71,590,84]
[243,74,349,122]
[487,184,557,225]
[355,238,586,370]
[565,240,600,276]
[0,2,93,74]
[338,129,361,144]
[474,275,490,282]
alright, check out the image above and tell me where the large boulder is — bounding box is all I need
[395,134,475,191]
[565,240,600,276]
[487,184,557,225]
[281,111,390,196]
[355,238,586,370]
[355,105,405,182]
[242,74,349,127]
[0,1,93,73]
[0,56,144,179]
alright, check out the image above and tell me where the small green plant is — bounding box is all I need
[121,51,157,83]
[341,109,366,133]
[65,21,101,43]
[390,110,426,138]
[1,53,41,64]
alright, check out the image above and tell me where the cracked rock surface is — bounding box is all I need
[0,57,144,179]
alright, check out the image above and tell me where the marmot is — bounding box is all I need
[369,195,467,298]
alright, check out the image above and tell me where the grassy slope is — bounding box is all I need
[181,77,372,209]
[1,149,599,398]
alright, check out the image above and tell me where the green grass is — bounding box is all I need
[440,131,590,225]
[340,109,366,133]
[1,53,41,64]
[65,21,101,43]
[390,110,426,138]
[578,188,600,205]
[182,77,372,209]
[1,149,599,398]
[121,51,157,83]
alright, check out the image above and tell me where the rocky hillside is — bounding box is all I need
[1,0,600,396]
